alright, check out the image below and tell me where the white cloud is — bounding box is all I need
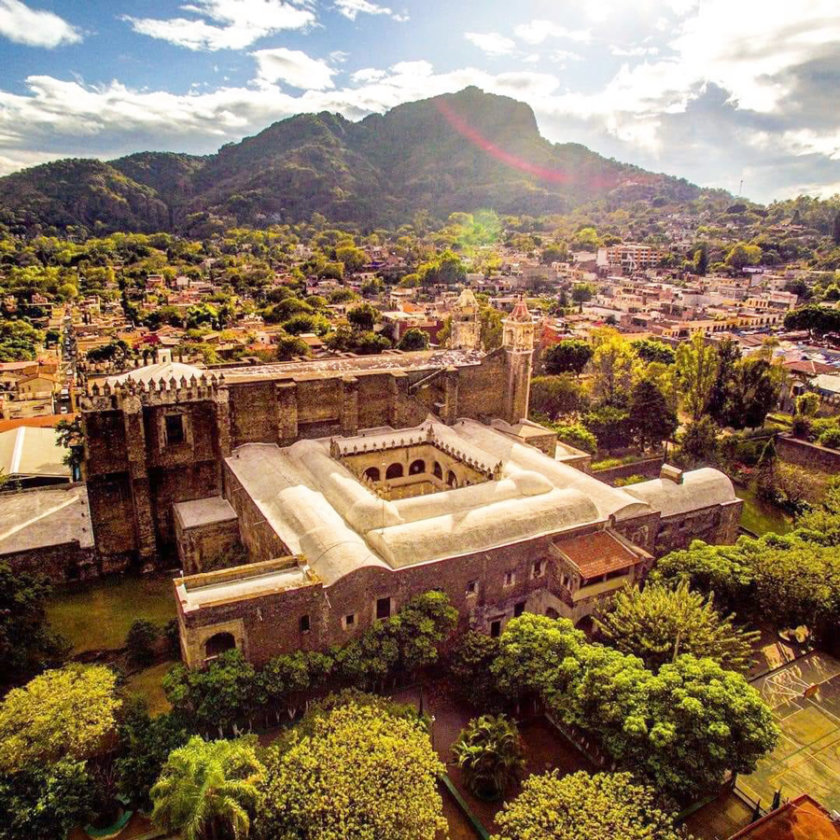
[465,32,516,56]
[125,0,314,51]
[0,0,81,48]
[253,48,336,89]
[334,0,408,22]
[351,67,387,83]
[514,20,591,46]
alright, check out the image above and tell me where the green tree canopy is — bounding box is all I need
[676,332,718,420]
[452,714,525,800]
[0,562,68,689]
[0,664,121,772]
[543,339,593,374]
[492,770,684,840]
[397,327,429,351]
[151,736,264,840]
[595,580,758,672]
[258,697,446,840]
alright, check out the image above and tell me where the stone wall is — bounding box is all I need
[652,499,742,556]
[178,523,611,666]
[1,542,102,583]
[591,455,665,485]
[776,434,840,473]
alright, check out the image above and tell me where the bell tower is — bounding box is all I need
[502,296,535,423]
[450,288,481,351]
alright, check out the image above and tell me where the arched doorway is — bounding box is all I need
[545,607,560,619]
[386,463,404,479]
[409,459,425,475]
[364,466,380,482]
[433,461,443,479]
[447,469,457,488]
[205,632,236,660]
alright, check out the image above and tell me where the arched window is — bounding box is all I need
[364,466,380,482]
[447,470,457,488]
[433,462,443,479]
[386,463,404,480]
[205,632,236,659]
[409,459,425,475]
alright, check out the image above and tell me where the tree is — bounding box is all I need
[571,283,595,307]
[151,736,264,840]
[628,380,677,451]
[448,631,503,709]
[588,332,640,407]
[397,327,429,351]
[163,650,257,737]
[543,339,592,374]
[0,758,96,840]
[55,416,84,475]
[452,715,525,800]
[725,242,762,271]
[584,405,633,452]
[707,337,742,425]
[492,614,586,701]
[275,333,310,360]
[631,338,675,366]
[693,244,709,276]
[530,375,584,418]
[677,416,719,465]
[0,563,68,689]
[115,700,189,809]
[126,619,159,668]
[258,697,446,840]
[595,581,758,672]
[0,664,121,773]
[492,771,684,840]
[347,303,377,332]
[676,332,718,420]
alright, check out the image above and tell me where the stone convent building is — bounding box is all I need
[77,296,741,667]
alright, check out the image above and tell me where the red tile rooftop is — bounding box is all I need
[728,795,840,840]
[553,531,640,579]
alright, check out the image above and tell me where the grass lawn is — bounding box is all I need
[125,661,175,716]
[46,575,177,654]
[736,485,793,536]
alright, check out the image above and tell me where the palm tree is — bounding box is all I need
[150,736,264,840]
[452,714,525,801]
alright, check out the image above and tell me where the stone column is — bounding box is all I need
[340,376,359,436]
[389,372,409,428]
[213,387,232,458]
[276,381,298,445]
[122,395,157,561]
[442,366,459,425]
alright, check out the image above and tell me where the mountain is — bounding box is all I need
[0,87,705,234]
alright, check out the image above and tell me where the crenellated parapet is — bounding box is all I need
[80,373,227,411]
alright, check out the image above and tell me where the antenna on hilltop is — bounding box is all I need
[738,178,744,197]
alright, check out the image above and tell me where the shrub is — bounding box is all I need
[551,421,597,454]
[818,427,840,450]
[125,620,159,668]
[452,715,525,800]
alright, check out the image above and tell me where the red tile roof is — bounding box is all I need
[728,795,840,840]
[554,531,641,579]
[0,414,75,433]
[508,295,531,322]
[783,359,835,376]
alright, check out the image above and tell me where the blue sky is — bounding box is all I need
[1,0,839,203]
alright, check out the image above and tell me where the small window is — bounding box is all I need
[165,414,185,446]
[299,614,310,633]
[533,560,544,578]
[514,602,526,618]
[466,580,478,596]
[503,571,515,587]
[490,620,502,638]
[343,613,356,629]
[376,597,391,620]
